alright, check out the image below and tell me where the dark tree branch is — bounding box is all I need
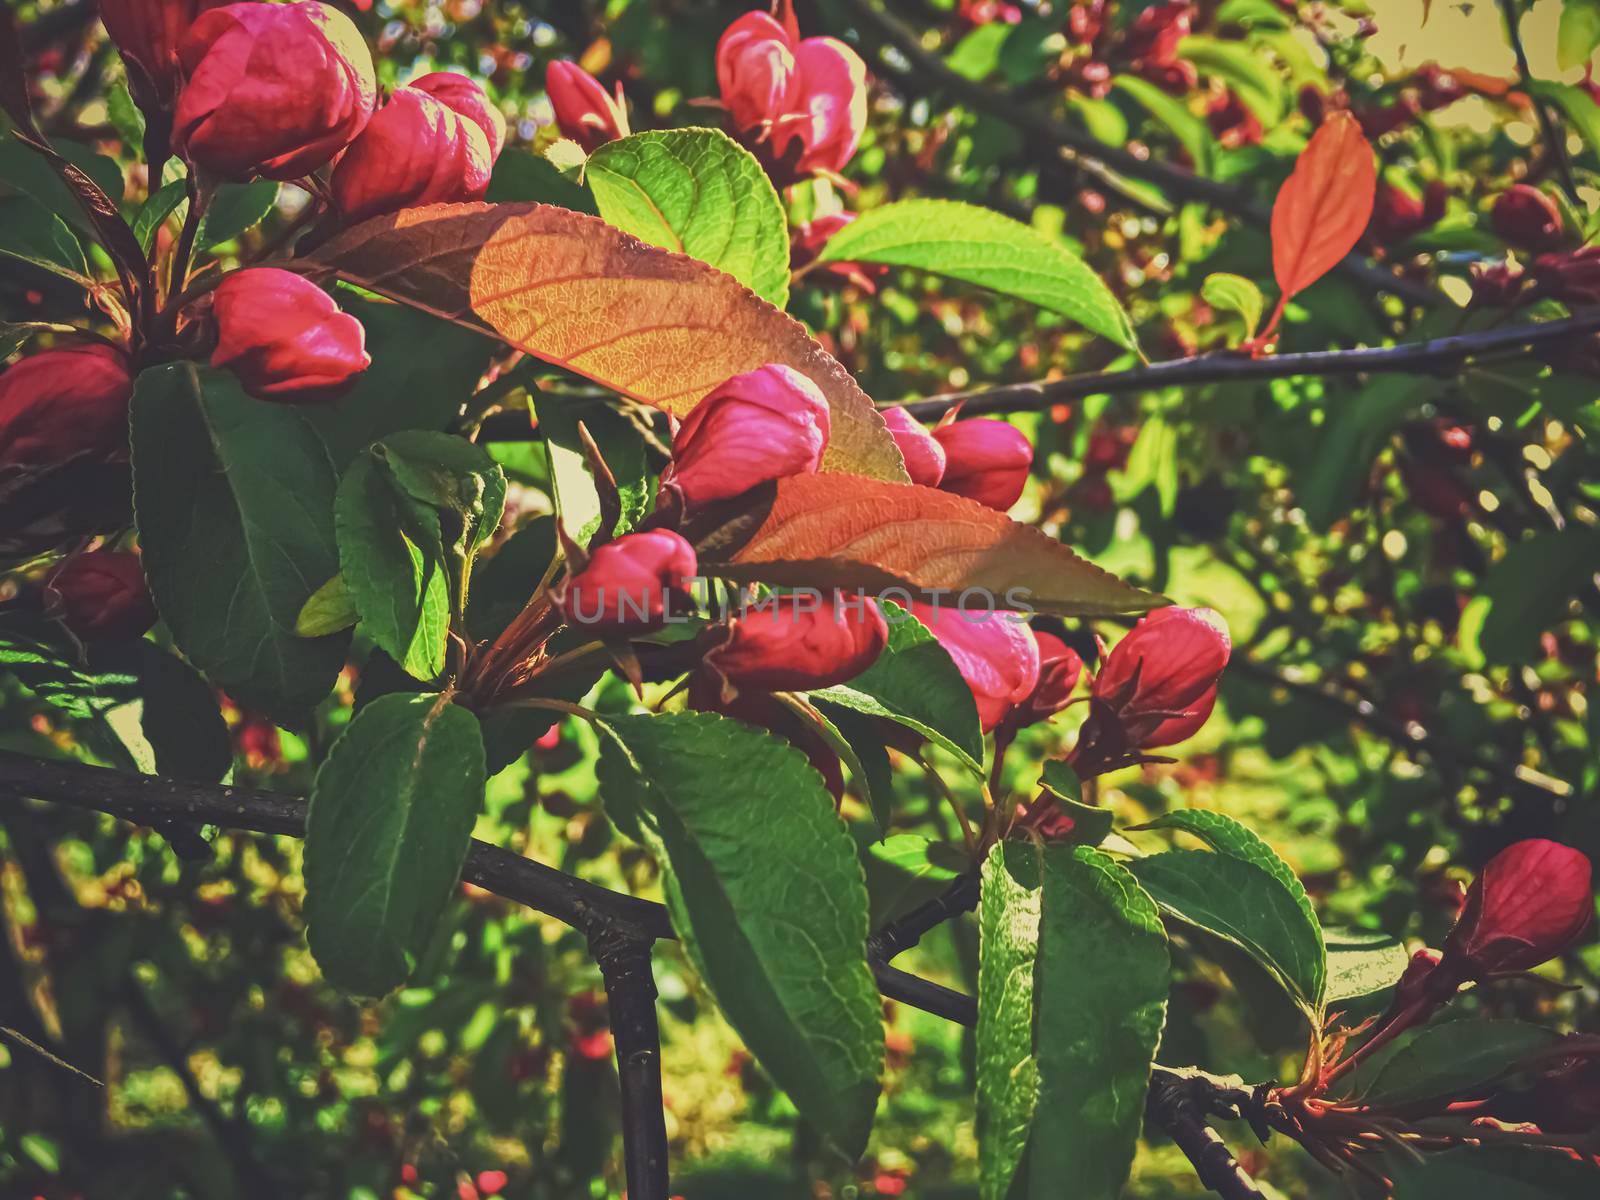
[838,0,1443,309]
[591,927,669,1200]
[1498,0,1580,204]
[1147,1072,1265,1200]
[866,870,979,961]
[891,312,1600,419]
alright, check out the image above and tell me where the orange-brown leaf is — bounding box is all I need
[701,474,1162,617]
[1270,113,1376,302]
[309,202,907,482]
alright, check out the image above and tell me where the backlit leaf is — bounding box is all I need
[1201,272,1264,338]
[1271,113,1376,302]
[309,202,906,483]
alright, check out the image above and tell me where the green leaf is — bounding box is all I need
[1039,760,1081,803]
[1029,845,1168,1200]
[817,199,1138,349]
[467,516,557,642]
[304,693,485,995]
[532,393,650,544]
[812,600,985,775]
[588,128,790,306]
[862,834,969,929]
[1036,762,1114,847]
[1353,1020,1560,1108]
[1301,375,1432,530]
[106,81,147,152]
[1323,928,1410,1006]
[1201,272,1264,338]
[976,841,1042,1200]
[595,711,883,1157]
[946,24,1010,80]
[1531,81,1600,160]
[305,295,496,467]
[485,147,598,213]
[1129,848,1326,1014]
[0,137,125,238]
[295,574,359,638]
[1559,0,1600,71]
[1476,528,1600,664]
[335,450,452,681]
[378,431,507,554]
[1177,35,1286,126]
[132,178,186,253]
[1132,809,1318,934]
[198,180,280,249]
[1388,1147,1600,1199]
[1117,412,1178,517]
[0,195,89,282]
[131,363,348,716]
[1113,75,1215,176]
[92,640,233,783]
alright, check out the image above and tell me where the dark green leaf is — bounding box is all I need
[1353,1020,1559,1108]
[132,178,186,253]
[467,517,556,642]
[1475,528,1600,664]
[1301,375,1432,529]
[862,834,969,929]
[485,147,598,212]
[812,601,985,775]
[532,393,650,544]
[817,199,1138,349]
[304,693,485,995]
[90,640,232,783]
[131,363,348,716]
[1130,849,1325,1014]
[1035,763,1114,846]
[1114,75,1215,176]
[588,128,790,305]
[0,195,89,282]
[1177,36,1286,125]
[0,137,125,238]
[820,701,896,837]
[379,431,507,553]
[1388,1147,1600,1199]
[198,180,279,249]
[106,81,146,151]
[595,711,882,1157]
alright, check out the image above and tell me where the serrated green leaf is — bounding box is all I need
[378,430,506,553]
[1035,762,1114,846]
[304,693,485,995]
[1201,272,1264,338]
[817,199,1138,349]
[1559,0,1600,71]
[1323,928,1410,1006]
[595,711,883,1158]
[1029,845,1168,1200]
[977,841,1041,1200]
[335,451,452,681]
[812,600,985,775]
[1130,848,1326,1014]
[131,363,347,716]
[588,128,790,306]
[1354,1020,1560,1109]
[1134,808,1318,933]
[532,393,649,544]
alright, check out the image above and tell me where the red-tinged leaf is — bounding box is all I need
[309,202,907,483]
[697,473,1162,617]
[1270,112,1376,303]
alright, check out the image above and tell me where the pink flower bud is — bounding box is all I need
[908,602,1040,732]
[717,12,799,135]
[174,2,377,181]
[666,365,830,508]
[1,343,132,473]
[1439,840,1593,980]
[410,71,506,160]
[210,269,371,403]
[1015,630,1084,726]
[330,86,494,223]
[100,0,200,108]
[932,419,1033,512]
[1491,185,1566,253]
[1123,1,1191,68]
[44,550,157,642]
[545,61,630,154]
[1092,607,1230,749]
[1533,245,1600,305]
[878,408,945,488]
[705,593,887,698]
[555,530,698,636]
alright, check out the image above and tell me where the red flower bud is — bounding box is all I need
[0,342,132,473]
[330,86,494,223]
[174,1,377,181]
[908,601,1040,732]
[932,419,1033,512]
[1123,1,1191,68]
[1439,840,1593,980]
[210,269,371,403]
[959,1,1023,27]
[666,365,830,508]
[555,529,698,636]
[716,12,867,177]
[1206,91,1262,148]
[1015,630,1084,726]
[704,593,887,699]
[1470,260,1527,306]
[1491,185,1566,253]
[100,0,200,108]
[1370,180,1447,245]
[1415,63,1465,112]
[879,407,945,488]
[1532,245,1600,305]
[545,61,630,153]
[44,549,157,642]
[410,72,506,160]
[1092,606,1230,749]
[1355,97,1420,140]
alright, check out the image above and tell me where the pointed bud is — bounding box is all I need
[330,85,494,223]
[1439,840,1593,980]
[704,593,887,699]
[174,2,377,181]
[1491,185,1566,253]
[210,269,371,403]
[100,0,200,108]
[908,601,1040,732]
[1015,629,1084,726]
[44,549,157,642]
[1092,606,1230,748]
[545,61,630,153]
[666,365,830,508]
[933,419,1033,511]
[879,407,945,487]
[554,529,697,636]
